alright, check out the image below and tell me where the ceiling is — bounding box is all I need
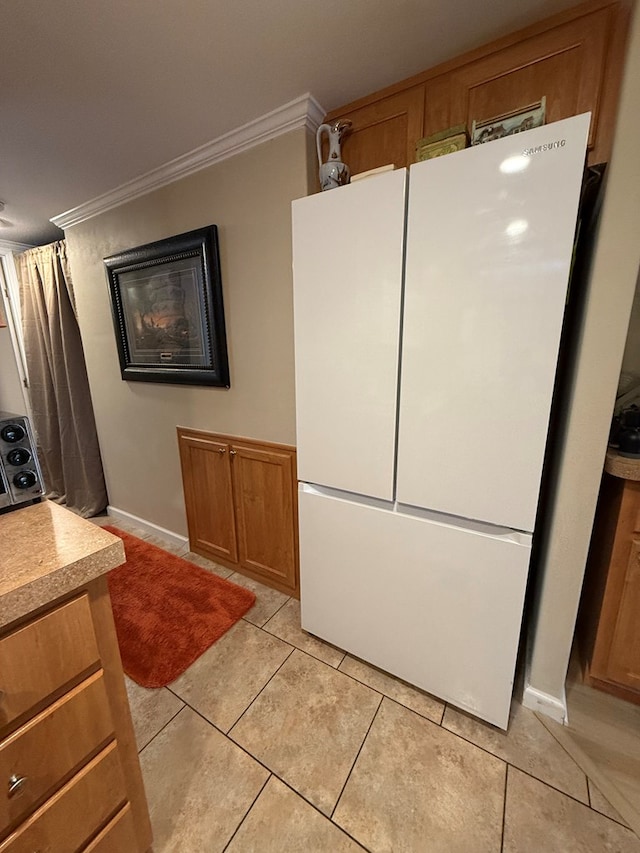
[2,0,578,246]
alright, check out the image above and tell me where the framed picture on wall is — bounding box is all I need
[104,226,230,387]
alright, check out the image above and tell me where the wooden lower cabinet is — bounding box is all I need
[0,583,152,852]
[580,472,640,703]
[178,428,299,597]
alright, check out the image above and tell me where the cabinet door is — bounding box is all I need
[606,538,640,692]
[325,86,424,175]
[177,431,238,563]
[439,6,615,162]
[231,442,298,594]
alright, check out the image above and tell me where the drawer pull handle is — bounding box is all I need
[8,774,28,797]
[217,447,226,454]
[230,449,237,457]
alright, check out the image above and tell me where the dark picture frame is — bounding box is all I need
[104,226,230,387]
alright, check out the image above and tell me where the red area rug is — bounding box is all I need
[105,526,256,688]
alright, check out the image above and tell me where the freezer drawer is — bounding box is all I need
[299,485,532,729]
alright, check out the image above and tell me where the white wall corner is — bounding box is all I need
[522,681,567,724]
[51,93,326,231]
[106,505,188,551]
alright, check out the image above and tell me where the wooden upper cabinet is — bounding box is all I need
[325,0,629,173]
[329,87,424,175]
[440,5,619,163]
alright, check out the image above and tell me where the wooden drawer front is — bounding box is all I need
[0,741,126,853]
[82,803,136,852]
[0,595,100,729]
[0,671,114,832]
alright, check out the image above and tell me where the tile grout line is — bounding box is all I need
[164,648,376,849]
[535,713,596,805]
[258,595,291,629]
[276,777,373,853]
[500,763,509,852]
[164,642,295,738]
[161,690,371,846]
[502,762,632,824]
[253,609,447,725]
[259,621,346,669]
[329,693,385,823]
[221,773,272,852]
[435,723,597,811]
[137,702,189,757]
[224,645,297,735]
[127,536,631,837]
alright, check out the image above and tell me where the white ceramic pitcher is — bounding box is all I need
[316,120,352,191]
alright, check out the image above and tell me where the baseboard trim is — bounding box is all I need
[106,505,188,550]
[522,682,568,724]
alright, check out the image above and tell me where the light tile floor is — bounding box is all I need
[99,516,640,852]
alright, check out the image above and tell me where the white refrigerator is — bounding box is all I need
[292,113,590,729]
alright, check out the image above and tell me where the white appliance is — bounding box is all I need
[292,114,590,729]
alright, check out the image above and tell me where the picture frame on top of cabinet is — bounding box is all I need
[471,97,546,146]
[104,226,230,387]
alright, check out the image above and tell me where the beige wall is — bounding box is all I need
[0,327,25,414]
[526,4,640,711]
[620,271,640,380]
[65,129,310,535]
[0,257,28,416]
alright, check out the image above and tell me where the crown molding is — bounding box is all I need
[52,93,326,231]
[0,240,34,255]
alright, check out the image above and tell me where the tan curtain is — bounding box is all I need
[17,241,107,517]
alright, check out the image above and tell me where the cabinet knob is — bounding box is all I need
[229,450,237,457]
[8,774,28,797]
[217,448,226,454]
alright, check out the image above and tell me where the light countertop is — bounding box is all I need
[0,500,125,630]
[605,448,640,482]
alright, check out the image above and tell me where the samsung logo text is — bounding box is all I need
[523,139,566,156]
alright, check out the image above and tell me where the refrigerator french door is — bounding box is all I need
[292,114,590,729]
